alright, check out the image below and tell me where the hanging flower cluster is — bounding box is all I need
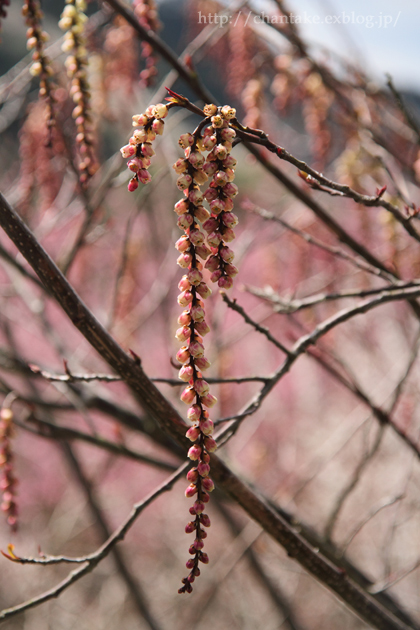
[59,0,97,184]
[120,102,168,191]
[173,126,220,594]
[201,104,239,290]
[22,0,55,143]
[121,97,240,592]
[0,407,18,533]
[133,0,161,86]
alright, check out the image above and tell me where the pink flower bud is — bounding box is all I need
[186,425,200,442]
[222,212,238,228]
[132,113,149,126]
[188,188,204,206]
[141,142,155,157]
[221,127,236,141]
[194,379,210,396]
[177,214,194,230]
[211,114,223,128]
[193,538,204,550]
[176,346,190,363]
[185,521,196,534]
[173,158,188,174]
[195,244,211,260]
[190,305,205,322]
[202,477,215,492]
[210,269,223,283]
[177,174,192,190]
[188,152,204,168]
[193,169,208,185]
[187,268,203,285]
[204,436,217,451]
[210,199,225,214]
[214,144,228,160]
[187,404,201,421]
[218,275,233,289]
[174,199,189,215]
[207,232,223,247]
[152,103,168,119]
[178,310,192,325]
[178,275,191,292]
[187,468,199,482]
[196,284,212,300]
[201,492,210,503]
[200,514,211,527]
[138,169,152,184]
[220,246,235,263]
[194,205,210,222]
[222,155,237,168]
[195,356,211,371]
[193,501,205,515]
[203,218,218,233]
[188,444,202,461]
[201,393,217,408]
[213,171,228,186]
[152,119,165,135]
[175,326,191,343]
[197,461,210,476]
[199,552,209,564]
[221,105,236,119]
[185,483,198,498]
[199,418,214,435]
[221,227,236,242]
[204,188,218,202]
[186,558,195,569]
[225,167,235,182]
[203,135,217,151]
[177,290,193,306]
[188,229,205,246]
[179,133,194,149]
[127,157,144,172]
[175,235,190,252]
[224,198,234,212]
[179,364,194,381]
[205,255,219,272]
[128,178,139,192]
[181,387,196,405]
[225,263,238,277]
[224,182,239,198]
[133,128,147,143]
[195,320,210,336]
[146,129,156,142]
[189,340,205,358]
[177,254,191,268]
[203,161,218,176]
[120,144,136,158]
[204,104,218,116]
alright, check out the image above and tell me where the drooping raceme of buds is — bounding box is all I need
[121,103,168,191]
[202,105,239,290]
[59,0,97,185]
[0,407,18,533]
[173,127,218,594]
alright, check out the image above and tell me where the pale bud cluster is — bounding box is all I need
[133,0,161,86]
[174,129,218,594]
[0,408,18,533]
[59,0,96,184]
[120,103,168,192]
[22,0,55,140]
[201,104,239,290]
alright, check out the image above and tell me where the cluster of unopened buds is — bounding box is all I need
[0,407,18,533]
[133,0,161,86]
[120,102,168,191]
[59,0,96,183]
[22,0,56,141]
[121,97,240,592]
